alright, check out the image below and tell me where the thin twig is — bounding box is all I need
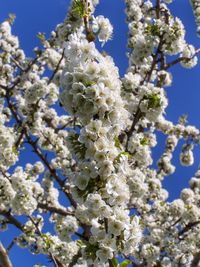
[179,220,200,237]
[38,202,73,216]
[48,49,65,84]
[190,251,200,267]
[68,250,82,267]
[164,49,200,70]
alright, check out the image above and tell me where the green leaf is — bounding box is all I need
[114,152,132,163]
[12,146,18,155]
[160,201,165,207]
[84,243,99,261]
[72,0,87,18]
[84,80,96,87]
[144,93,161,109]
[7,13,16,25]
[68,133,86,160]
[111,258,118,267]
[140,136,148,146]
[120,152,132,160]
[76,239,86,248]
[178,114,188,125]
[145,25,160,36]
[41,234,54,250]
[114,137,122,149]
[119,259,131,267]
[36,32,46,42]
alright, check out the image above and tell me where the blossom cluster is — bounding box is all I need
[190,0,200,36]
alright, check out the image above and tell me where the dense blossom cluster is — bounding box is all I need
[190,0,200,36]
[0,0,200,267]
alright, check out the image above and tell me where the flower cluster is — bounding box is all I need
[92,15,113,44]
[0,125,18,169]
[190,0,200,36]
[59,28,144,264]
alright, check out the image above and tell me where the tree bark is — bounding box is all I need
[0,242,13,267]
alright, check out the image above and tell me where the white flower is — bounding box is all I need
[181,45,198,68]
[141,244,160,262]
[181,188,194,203]
[0,21,11,36]
[92,16,113,44]
[169,199,185,218]
[180,150,194,166]
[108,218,124,236]
[123,72,141,91]
[56,216,79,241]
[85,193,105,210]
[0,175,15,208]
[96,246,113,263]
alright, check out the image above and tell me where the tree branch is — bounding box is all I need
[0,210,24,232]
[38,203,73,216]
[25,132,77,208]
[68,250,82,267]
[0,242,13,267]
[5,93,77,208]
[125,106,143,151]
[190,251,200,267]
[179,220,200,237]
[48,49,65,84]
[164,49,200,70]
[156,0,160,19]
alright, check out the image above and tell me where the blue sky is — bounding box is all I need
[0,0,200,266]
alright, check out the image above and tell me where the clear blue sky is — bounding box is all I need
[0,1,200,266]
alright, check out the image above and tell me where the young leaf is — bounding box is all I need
[72,0,86,18]
[119,259,131,267]
[7,13,16,25]
[111,258,119,267]
[144,93,161,109]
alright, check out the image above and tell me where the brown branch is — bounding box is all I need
[25,132,77,208]
[179,220,200,237]
[144,35,163,83]
[5,93,77,209]
[55,119,74,133]
[0,170,11,181]
[164,49,200,70]
[28,216,64,267]
[156,0,160,19]
[68,250,82,267]
[125,107,143,151]
[83,3,95,43]
[124,34,165,148]
[38,203,73,216]
[104,218,108,233]
[0,210,24,232]
[0,242,13,267]
[10,57,25,72]
[9,54,41,91]
[0,84,8,90]
[153,261,162,267]
[108,259,114,267]
[6,239,16,253]
[15,129,25,148]
[48,49,65,84]
[164,57,190,70]
[1,210,64,267]
[49,253,60,267]
[5,72,93,252]
[190,251,200,267]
